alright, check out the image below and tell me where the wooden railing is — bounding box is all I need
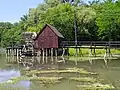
[60,41,120,47]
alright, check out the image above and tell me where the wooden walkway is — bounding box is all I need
[61,41,120,48]
[6,41,120,59]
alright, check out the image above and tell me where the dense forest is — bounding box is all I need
[1,0,120,47]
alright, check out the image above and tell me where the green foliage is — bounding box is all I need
[96,1,120,40]
[1,0,120,47]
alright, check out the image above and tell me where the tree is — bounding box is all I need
[96,1,120,40]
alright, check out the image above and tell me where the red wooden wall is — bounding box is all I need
[34,25,58,49]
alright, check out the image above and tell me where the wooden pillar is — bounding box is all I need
[89,47,92,57]
[55,48,57,57]
[108,47,112,57]
[62,48,65,57]
[79,48,83,57]
[42,48,45,64]
[45,48,48,64]
[37,49,41,57]
[61,56,65,64]
[51,48,53,64]
[93,43,96,57]
[9,48,11,56]
[75,47,78,57]
[51,48,53,57]
[67,48,69,57]
[19,48,22,57]
[16,48,19,61]
[6,48,8,57]
[104,45,107,60]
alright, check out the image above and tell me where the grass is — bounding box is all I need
[69,48,120,56]
[68,48,120,62]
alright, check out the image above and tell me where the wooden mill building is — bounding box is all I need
[34,24,64,56]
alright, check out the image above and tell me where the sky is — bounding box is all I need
[0,0,44,23]
[0,0,95,23]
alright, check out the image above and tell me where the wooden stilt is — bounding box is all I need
[67,48,69,57]
[16,49,19,61]
[89,48,92,57]
[6,48,8,58]
[55,48,57,57]
[42,48,45,64]
[55,56,58,64]
[93,44,96,57]
[88,46,93,62]
[48,48,50,56]
[62,48,65,57]
[104,46,107,60]
[61,56,65,64]
[75,56,78,65]
[51,48,53,64]
[79,48,83,56]
[37,49,41,57]
[45,48,48,64]
[75,47,78,57]
[108,47,112,57]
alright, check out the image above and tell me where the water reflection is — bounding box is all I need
[4,55,120,89]
[0,70,20,82]
[10,56,67,69]
[0,69,30,90]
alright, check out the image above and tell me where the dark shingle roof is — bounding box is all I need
[34,24,64,40]
[47,24,64,38]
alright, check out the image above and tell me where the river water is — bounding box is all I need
[0,54,120,90]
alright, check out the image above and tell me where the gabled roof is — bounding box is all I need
[34,24,64,40]
[47,24,64,38]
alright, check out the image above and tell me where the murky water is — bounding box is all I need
[0,54,120,89]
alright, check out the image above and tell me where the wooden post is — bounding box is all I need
[51,48,53,64]
[51,48,53,57]
[48,48,50,56]
[89,47,92,57]
[79,48,83,57]
[67,48,69,57]
[42,48,45,64]
[45,48,48,64]
[104,45,107,60]
[62,48,65,57]
[93,42,96,57]
[16,48,19,61]
[6,48,8,58]
[108,47,112,57]
[37,49,41,57]
[75,47,78,57]
[61,56,65,64]
[55,48,57,57]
